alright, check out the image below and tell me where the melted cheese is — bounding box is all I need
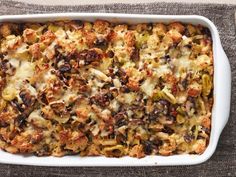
[172,56,193,77]
[0,20,213,157]
[8,60,35,91]
[154,65,172,77]
[140,77,158,97]
[61,89,78,104]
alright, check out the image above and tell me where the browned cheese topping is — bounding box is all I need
[0,20,213,158]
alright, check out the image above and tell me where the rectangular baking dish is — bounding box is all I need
[0,13,231,166]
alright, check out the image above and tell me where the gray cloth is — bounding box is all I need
[0,1,236,177]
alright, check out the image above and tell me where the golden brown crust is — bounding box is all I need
[0,21,213,158]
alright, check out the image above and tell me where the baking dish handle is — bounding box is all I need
[215,46,231,134]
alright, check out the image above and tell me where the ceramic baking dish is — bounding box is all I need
[0,13,231,166]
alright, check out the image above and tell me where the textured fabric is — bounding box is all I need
[0,1,236,177]
[13,0,236,5]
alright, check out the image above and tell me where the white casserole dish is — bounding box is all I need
[0,13,231,166]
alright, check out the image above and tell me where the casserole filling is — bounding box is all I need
[0,20,213,158]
